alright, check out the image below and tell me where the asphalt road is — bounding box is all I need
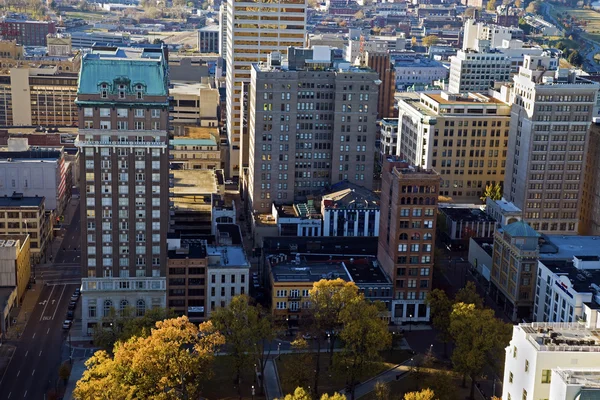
[53,202,81,265]
[0,283,79,399]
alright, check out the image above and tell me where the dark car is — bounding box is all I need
[66,310,74,320]
[68,301,77,310]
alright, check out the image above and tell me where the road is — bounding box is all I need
[53,202,81,266]
[0,283,78,399]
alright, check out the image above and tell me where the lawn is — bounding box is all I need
[202,355,265,400]
[277,350,412,397]
[64,11,110,21]
[548,3,600,43]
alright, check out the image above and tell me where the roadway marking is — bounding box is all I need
[39,351,42,357]
[39,285,56,321]
[7,392,10,398]
[31,370,35,376]
[16,370,19,377]
[47,328,50,334]
[52,285,66,321]
[24,351,28,357]
[32,333,35,339]
[23,391,27,398]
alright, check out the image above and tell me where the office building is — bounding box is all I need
[0,140,72,214]
[272,201,322,237]
[397,91,510,204]
[438,205,496,248]
[448,48,511,94]
[379,118,398,164]
[167,240,207,321]
[0,194,51,264]
[170,135,220,170]
[392,56,448,89]
[485,198,522,228]
[69,31,129,49]
[0,235,30,303]
[502,322,600,400]
[377,156,439,324]
[218,3,227,58]
[247,46,380,213]
[0,19,56,46]
[76,45,170,336]
[504,54,600,234]
[365,52,396,119]
[321,181,380,237]
[225,0,306,177]
[198,25,220,54]
[462,20,523,50]
[170,82,220,132]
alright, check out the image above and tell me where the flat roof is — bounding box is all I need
[0,195,44,208]
[0,149,61,161]
[171,138,217,146]
[216,223,243,245]
[170,81,214,95]
[206,245,248,268]
[171,169,217,195]
[262,236,379,256]
[344,259,391,285]
[491,199,521,213]
[167,243,207,259]
[472,237,494,256]
[540,235,600,260]
[426,93,505,105]
[518,322,600,352]
[271,261,351,283]
[540,259,600,293]
[440,207,496,222]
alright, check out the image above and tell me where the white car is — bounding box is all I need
[62,320,72,330]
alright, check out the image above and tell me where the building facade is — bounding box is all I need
[321,182,380,237]
[379,118,398,163]
[377,156,439,324]
[198,25,220,54]
[504,55,600,234]
[247,46,380,213]
[167,242,208,322]
[205,245,250,318]
[397,91,510,204]
[448,48,511,94]
[170,82,220,131]
[76,46,170,335]
[225,0,306,177]
[170,137,220,170]
[0,19,56,46]
[0,235,30,303]
[365,52,396,120]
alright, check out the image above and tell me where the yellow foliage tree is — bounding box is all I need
[422,35,439,47]
[405,388,436,400]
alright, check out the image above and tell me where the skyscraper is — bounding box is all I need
[504,54,600,234]
[76,46,170,335]
[377,156,439,324]
[225,0,307,177]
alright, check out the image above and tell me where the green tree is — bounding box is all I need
[335,298,391,400]
[404,389,436,400]
[480,183,502,203]
[449,303,512,400]
[210,295,275,397]
[424,371,459,400]
[486,0,496,11]
[422,35,439,47]
[74,317,225,400]
[425,289,452,357]
[282,338,315,392]
[568,50,583,66]
[374,381,391,400]
[58,363,71,385]
[454,281,484,309]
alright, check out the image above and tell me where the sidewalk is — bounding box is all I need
[37,197,80,271]
[4,282,44,341]
[264,358,282,400]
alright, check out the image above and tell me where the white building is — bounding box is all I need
[225,0,306,177]
[393,56,448,89]
[448,46,511,94]
[379,118,398,163]
[205,245,249,317]
[218,3,227,58]
[502,322,600,400]
[272,202,322,237]
[321,182,380,237]
[462,19,523,50]
[549,368,600,400]
[533,256,600,323]
[485,198,522,228]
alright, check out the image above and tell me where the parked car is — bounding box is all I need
[62,320,72,330]
[66,310,74,320]
[74,288,81,295]
[68,301,77,310]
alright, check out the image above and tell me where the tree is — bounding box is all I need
[211,295,275,397]
[479,183,502,203]
[374,381,391,400]
[335,298,391,400]
[404,389,436,400]
[354,10,364,19]
[449,303,512,400]
[425,290,452,358]
[515,0,521,7]
[74,317,225,400]
[308,279,361,395]
[525,0,540,13]
[153,38,164,45]
[284,387,347,400]
[486,0,496,11]
[282,338,315,392]
[568,50,583,66]
[411,37,417,47]
[454,282,484,309]
[422,35,439,47]
[424,371,459,400]
[58,363,71,386]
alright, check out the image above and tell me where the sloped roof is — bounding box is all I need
[503,220,539,238]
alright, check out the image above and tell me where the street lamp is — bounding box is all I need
[278,342,281,356]
[252,385,255,400]
[409,314,413,332]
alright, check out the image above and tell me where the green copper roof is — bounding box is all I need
[77,47,168,96]
[171,138,217,146]
[503,221,539,238]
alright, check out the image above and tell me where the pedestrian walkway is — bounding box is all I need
[4,282,44,341]
[264,358,283,400]
[62,358,87,400]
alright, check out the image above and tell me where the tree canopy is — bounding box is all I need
[405,389,436,400]
[74,317,224,400]
[422,35,439,47]
[284,387,347,400]
[480,183,502,203]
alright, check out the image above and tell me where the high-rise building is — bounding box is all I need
[377,156,439,324]
[218,3,227,59]
[246,46,380,213]
[76,45,170,336]
[396,91,510,204]
[503,54,600,235]
[0,19,56,46]
[365,52,396,119]
[225,0,306,177]
[448,47,511,94]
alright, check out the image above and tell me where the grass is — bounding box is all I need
[276,350,412,397]
[64,11,110,21]
[547,3,600,43]
[202,355,266,400]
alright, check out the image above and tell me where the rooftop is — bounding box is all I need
[502,220,539,238]
[206,245,248,268]
[167,243,207,259]
[0,149,61,161]
[344,259,391,285]
[216,223,243,245]
[0,193,44,208]
[490,199,522,213]
[540,259,600,293]
[262,236,379,257]
[171,169,217,196]
[553,368,600,389]
[271,261,351,283]
[518,322,600,352]
[170,81,215,96]
[323,182,380,210]
[170,138,217,147]
[440,206,495,223]
[473,237,494,257]
[540,235,600,260]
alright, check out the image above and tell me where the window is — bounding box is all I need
[522,390,527,400]
[525,360,529,372]
[151,109,160,118]
[513,346,517,358]
[136,299,146,316]
[88,305,97,318]
[509,372,513,383]
[103,300,113,317]
[541,370,551,384]
[135,109,144,118]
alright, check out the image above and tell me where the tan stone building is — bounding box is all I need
[169,127,220,170]
[170,81,219,134]
[0,234,30,303]
[397,91,510,204]
[377,156,439,324]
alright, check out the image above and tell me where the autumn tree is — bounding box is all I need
[374,381,391,400]
[480,183,502,203]
[335,297,391,400]
[425,290,452,358]
[74,317,225,400]
[454,281,484,309]
[422,35,439,47]
[486,0,496,11]
[449,303,511,400]
[424,371,459,400]
[404,388,436,400]
[308,279,361,394]
[282,338,315,392]
[515,0,521,7]
[210,295,275,397]
[284,387,347,400]
[354,10,364,19]
[525,0,540,13]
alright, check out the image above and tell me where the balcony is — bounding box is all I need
[288,308,301,313]
[288,295,300,301]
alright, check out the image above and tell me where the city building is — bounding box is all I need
[218,3,227,58]
[69,31,130,49]
[0,193,51,264]
[0,139,72,214]
[247,46,380,213]
[502,322,600,400]
[321,181,380,237]
[272,201,322,237]
[170,81,220,131]
[379,118,398,164]
[377,156,440,324]
[490,221,539,321]
[225,0,306,177]
[365,52,396,119]
[167,240,207,322]
[211,194,236,234]
[205,244,250,318]
[0,235,30,304]
[503,54,600,234]
[0,66,79,127]
[467,237,494,281]
[438,204,496,249]
[392,56,448,89]
[396,91,511,204]
[170,135,220,170]
[549,368,600,400]
[522,15,563,37]
[76,45,170,336]
[198,25,220,54]
[47,33,73,57]
[0,19,56,46]
[448,48,511,94]
[462,20,523,50]
[485,198,522,228]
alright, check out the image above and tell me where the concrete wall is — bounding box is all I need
[0,161,59,210]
